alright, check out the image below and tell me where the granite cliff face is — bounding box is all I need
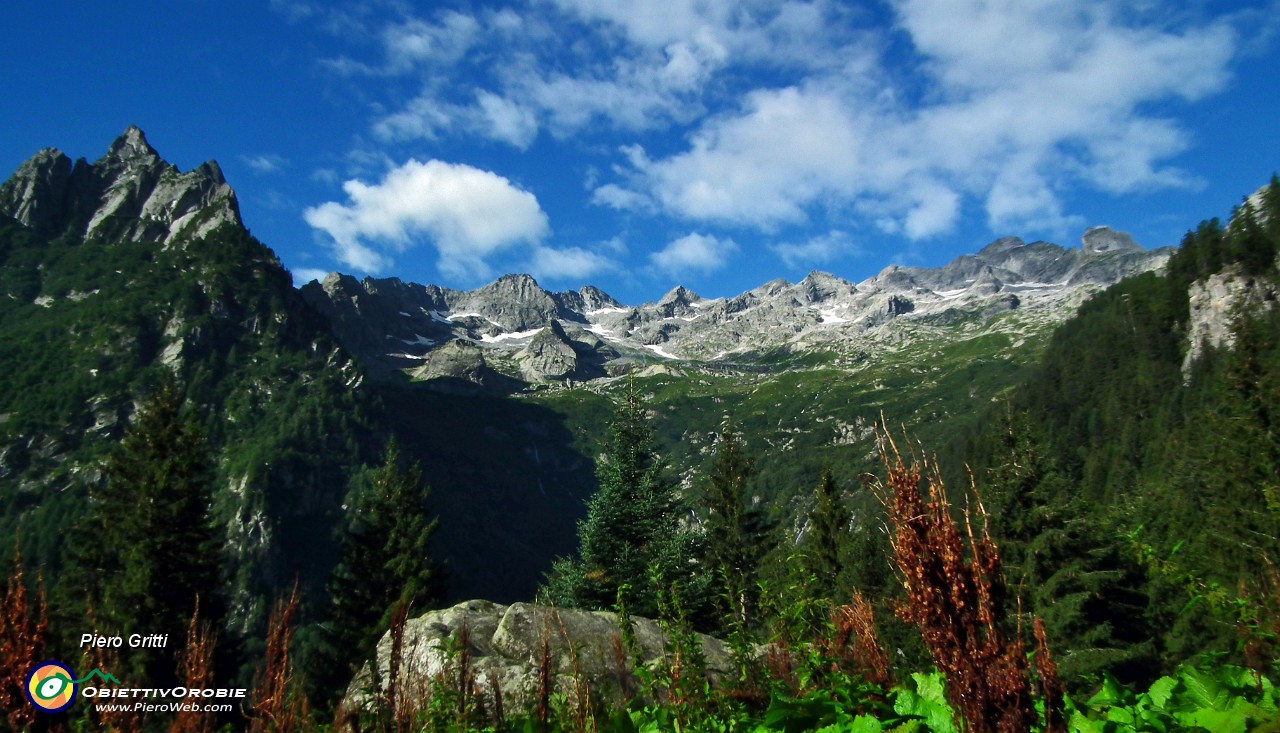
[301,229,1173,386]
[0,129,366,630]
[0,126,241,246]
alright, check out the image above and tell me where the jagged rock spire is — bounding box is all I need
[0,127,242,245]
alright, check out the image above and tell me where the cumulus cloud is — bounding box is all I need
[526,244,619,281]
[307,0,1248,257]
[290,267,331,287]
[604,0,1239,237]
[620,83,873,227]
[383,12,480,70]
[302,159,549,279]
[769,230,861,269]
[476,91,539,148]
[359,2,859,148]
[591,183,654,212]
[650,233,738,276]
[240,154,288,174]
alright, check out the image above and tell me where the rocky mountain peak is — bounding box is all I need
[1082,226,1141,255]
[458,273,564,331]
[577,285,622,312]
[0,126,242,246]
[658,285,700,307]
[796,271,852,304]
[100,125,162,169]
[978,236,1026,257]
[0,147,75,233]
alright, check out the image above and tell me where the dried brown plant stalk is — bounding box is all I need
[386,600,407,730]
[873,431,1040,733]
[249,584,310,733]
[552,610,595,733]
[830,589,893,688]
[169,597,217,733]
[535,631,553,732]
[0,545,51,732]
[82,601,143,733]
[1034,618,1066,733]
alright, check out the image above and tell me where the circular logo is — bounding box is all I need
[25,661,77,714]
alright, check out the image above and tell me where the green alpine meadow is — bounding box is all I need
[1,129,1278,732]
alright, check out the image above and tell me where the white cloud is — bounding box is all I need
[620,83,872,227]
[309,0,1246,252]
[373,94,458,141]
[650,233,738,276]
[591,183,654,212]
[359,1,856,148]
[769,230,861,269]
[476,91,539,149]
[240,154,287,174]
[290,267,331,287]
[901,181,961,240]
[383,12,480,70]
[302,159,549,279]
[985,163,1082,235]
[526,245,619,281]
[604,0,1239,238]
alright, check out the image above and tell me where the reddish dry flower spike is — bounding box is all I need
[0,547,49,732]
[170,598,217,733]
[873,429,1062,733]
[250,584,310,733]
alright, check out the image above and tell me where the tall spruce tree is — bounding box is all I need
[541,381,704,617]
[326,438,441,664]
[804,466,850,599]
[984,409,1156,686]
[701,422,772,627]
[70,377,223,685]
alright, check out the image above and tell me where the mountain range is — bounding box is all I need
[301,229,1169,386]
[0,128,1183,607]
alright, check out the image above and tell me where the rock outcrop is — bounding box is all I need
[1183,266,1279,378]
[0,126,241,245]
[518,321,579,381]
[1082,226,1142,255]
[345,600,732,717]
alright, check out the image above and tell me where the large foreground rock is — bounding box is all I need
[345,600,733,717]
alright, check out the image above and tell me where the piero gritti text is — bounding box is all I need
[80,632,170,649]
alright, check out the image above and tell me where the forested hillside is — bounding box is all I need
[958,179,1280,681]
[0,212,378,630]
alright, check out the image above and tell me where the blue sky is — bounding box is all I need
[2,1,1278,304]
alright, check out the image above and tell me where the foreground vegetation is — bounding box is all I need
[4,424,1277,731]
[3,155,1279,730]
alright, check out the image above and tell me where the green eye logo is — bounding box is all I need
[25,661,78,713]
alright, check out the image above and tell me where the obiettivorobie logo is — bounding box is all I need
[24,660,247,714]
[25,662,119,714]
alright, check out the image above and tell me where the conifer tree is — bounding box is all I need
[541,381,704,617]
[804,466,849,599]
[71,377,223,685]
[701,422,771,627]
[984,409,1155,685]
[327,438,441,662]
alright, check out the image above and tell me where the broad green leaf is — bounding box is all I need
[847,715,883,733]
[1174,705,1251,733]
[1145,676,1177,710]
[1067,709,1105,733]
[1087,675,1128,708]
[911,672,950,707]
[1104,706,1134,725]
[892,675,957,733]
[1178,666,1227,711]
